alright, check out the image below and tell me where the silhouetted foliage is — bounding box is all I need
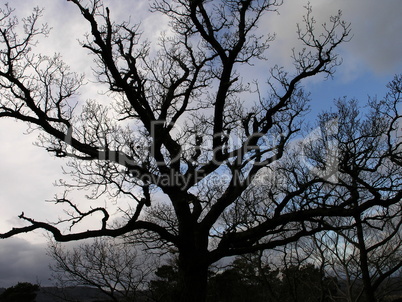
[149,255,339,302]
[207,256,279,302]
[0,282,39,302]
[149,264,180,302]
[280,264,336,302]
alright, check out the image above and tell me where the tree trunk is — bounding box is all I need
[177,251,209,302]
[355,215,377,302]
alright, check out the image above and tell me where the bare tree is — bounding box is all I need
[1,1,400,301]
[309,223,402,302]
[48,238,155,302]
[307,230,365,302]
[299,88,402,302]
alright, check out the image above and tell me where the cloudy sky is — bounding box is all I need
[0,0,401,288]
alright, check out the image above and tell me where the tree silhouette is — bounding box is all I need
[299,92,402,302]
[207,255,280,302]
[1,1,401,301]
[150,254,338,302]
[0,282,39,302]
[48,238,155,302]
[149,263,180,302]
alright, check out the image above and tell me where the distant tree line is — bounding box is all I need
[148,248,402,302]
[149,255,336,302]
[47,228,402,302]
[0,282,39,302]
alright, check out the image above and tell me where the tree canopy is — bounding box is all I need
[0,1,401,301]
[0,282,39,302]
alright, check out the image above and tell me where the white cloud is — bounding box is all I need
[0,120,66,239]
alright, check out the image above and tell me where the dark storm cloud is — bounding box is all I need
[0,238,53,288]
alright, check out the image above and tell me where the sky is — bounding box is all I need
[0,0,401,288]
